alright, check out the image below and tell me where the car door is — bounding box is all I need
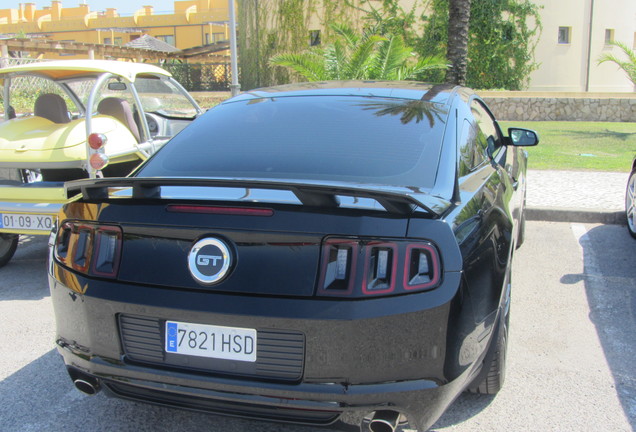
[470,98,522,230]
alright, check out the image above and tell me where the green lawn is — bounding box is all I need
[500,121,636,172]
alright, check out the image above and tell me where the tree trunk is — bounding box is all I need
[446,0,472,85]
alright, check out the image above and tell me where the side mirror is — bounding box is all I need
[508,128,539,146]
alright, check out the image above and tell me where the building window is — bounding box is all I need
[558,27,571,44]
[604,29,614,45]
[212,32,225,43]
[104,37,112,45]
[114,37,123,45]
[157,35,175,46]
[309,30,321,46]
[205,33,210,44]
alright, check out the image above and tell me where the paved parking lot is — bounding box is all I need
[0,221,634,432]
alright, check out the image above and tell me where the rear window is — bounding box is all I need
[137,95,448,189]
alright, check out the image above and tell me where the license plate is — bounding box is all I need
[165,321,257,362]
[0,213,54,231]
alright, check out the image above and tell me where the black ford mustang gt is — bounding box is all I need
[48,81,537,432]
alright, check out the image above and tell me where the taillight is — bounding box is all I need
[317,237,441,297]
[89,153,109,171]
[317,239,359,295]
[54,221,122,278]
[362,242,398,295]
[404,244,439,290]
[87,133,109,171]
[88,133,106,150]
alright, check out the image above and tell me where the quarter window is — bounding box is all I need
[458,119,486,176]
[470,100,501,158]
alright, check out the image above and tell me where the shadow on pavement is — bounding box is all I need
[0,235,49,301]
[561,224,636,428]
[430,393,495,429]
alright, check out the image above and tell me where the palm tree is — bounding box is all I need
[446,0,472,85]
[597,41,636,86]
[270,23,447,81]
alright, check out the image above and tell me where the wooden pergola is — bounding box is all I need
[0,38,230,64]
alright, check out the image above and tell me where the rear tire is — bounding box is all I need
[0,234,19,268]
[625,170,636,239]
[468,314,508,395]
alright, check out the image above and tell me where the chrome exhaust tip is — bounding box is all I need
[368,410,401,432]
[73,378,100,395]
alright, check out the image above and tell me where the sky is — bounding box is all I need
[13,1,179,16]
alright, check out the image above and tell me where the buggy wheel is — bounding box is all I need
[0,233,19,268]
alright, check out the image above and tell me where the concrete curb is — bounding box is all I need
[527,207,625,225]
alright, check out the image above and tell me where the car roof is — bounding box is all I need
[229,81,462,105]
[0,60,171,83]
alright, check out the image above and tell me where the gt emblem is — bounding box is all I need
[188,238,232,285]
[196,255,223,266]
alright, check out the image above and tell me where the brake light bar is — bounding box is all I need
[317,237,441,298]
[167,205,274,217]
[55,221,122,278]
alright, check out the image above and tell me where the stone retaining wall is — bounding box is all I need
[480,93,636,122]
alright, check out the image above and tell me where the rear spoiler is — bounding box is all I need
[65,177,451,218]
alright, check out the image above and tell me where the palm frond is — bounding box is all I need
[597,41,636,85]
[269,51,327,82]
[396,55,449,80]
[324,41,349,80]
[371,35,412,80]
[329,22,359,49]
[346,35,384,79]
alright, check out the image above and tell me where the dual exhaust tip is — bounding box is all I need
[70,370,101,396]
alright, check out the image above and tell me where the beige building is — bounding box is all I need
[528,0,635,92]
[0,1,231,59]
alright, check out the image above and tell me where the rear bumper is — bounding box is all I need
[61,353,467,430]
[49,267,473,430]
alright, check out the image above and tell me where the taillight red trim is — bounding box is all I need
[361,242,398,295]
[167,205,274,217]
[403,243,441,291]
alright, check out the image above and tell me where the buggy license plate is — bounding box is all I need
[165,321,257,362]
[0,213,54,231]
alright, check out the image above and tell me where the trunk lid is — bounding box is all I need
[98,202,410,297]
